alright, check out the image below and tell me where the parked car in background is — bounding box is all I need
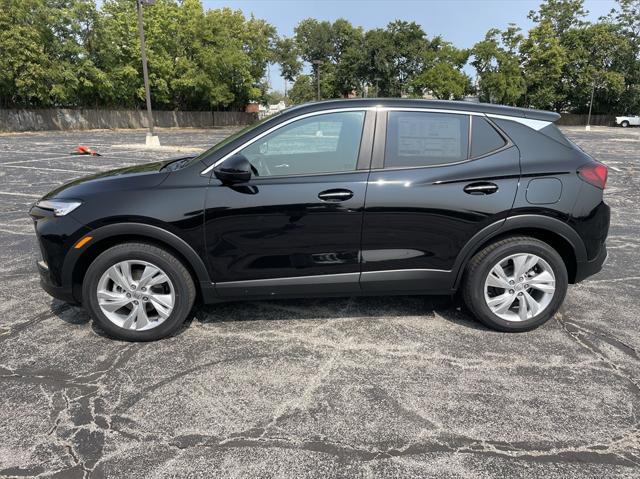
[615,115,640,127]
[30,99,610,341]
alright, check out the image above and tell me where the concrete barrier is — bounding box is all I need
[557,113,616,127]
[0,109,258,132]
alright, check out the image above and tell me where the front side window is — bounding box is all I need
[385,111,470,168]
[239,111,365,177]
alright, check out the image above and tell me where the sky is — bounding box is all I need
[202,0,619,92]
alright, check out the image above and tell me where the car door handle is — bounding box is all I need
[318,189,354,202]
[463,182,499,195]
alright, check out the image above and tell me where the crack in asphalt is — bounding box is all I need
[2,128,640,477]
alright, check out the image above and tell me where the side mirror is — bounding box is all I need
[214,154,252,184]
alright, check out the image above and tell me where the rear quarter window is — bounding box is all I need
[471,117,506,157]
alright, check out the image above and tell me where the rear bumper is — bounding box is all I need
[37,260,77,304]
[574,243,607,283]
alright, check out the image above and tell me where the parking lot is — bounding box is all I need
[0,125,639,478]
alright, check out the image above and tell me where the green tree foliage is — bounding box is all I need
[411,38,472,99]
[273,37,302,83]
[0,0,638,114]
[472,0,639,113]
[528,0,589,34]
[605,0,640,112]
[0,0,276,109]
[359,21,431,97]
[471,26,526,105]
[0,0,104,107]
[521,20,568,110]
[289,74,316,104]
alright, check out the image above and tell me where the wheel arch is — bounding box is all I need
[453,215,586,288]
[62,223,216,304]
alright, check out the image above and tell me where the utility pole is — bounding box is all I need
[136,0,159,146]
[312,60,323,101]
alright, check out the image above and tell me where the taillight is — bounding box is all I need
[578,163,608,189]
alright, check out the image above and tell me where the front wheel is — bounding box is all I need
[621,120,630,128]
[462,237,568,332]
[82,243,196,341]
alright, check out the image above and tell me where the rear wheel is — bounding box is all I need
[82,243,195,341]
[462,237,568,332]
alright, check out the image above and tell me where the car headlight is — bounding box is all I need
[36,199,82,216]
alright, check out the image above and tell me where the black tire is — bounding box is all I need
[462,236,568,332]
[82,242,196,341]
[621,120,630,128]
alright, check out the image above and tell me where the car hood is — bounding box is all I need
[43,161,171,200]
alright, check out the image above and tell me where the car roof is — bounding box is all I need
[284,98,560,122]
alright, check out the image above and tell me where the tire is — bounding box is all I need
[462,236,568,332]
[82,242,196,341]
[621,120,630,128]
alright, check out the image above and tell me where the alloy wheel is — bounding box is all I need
[483,253,556,322]
[96,260,175,331]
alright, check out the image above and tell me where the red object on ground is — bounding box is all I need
[71,145,101,156]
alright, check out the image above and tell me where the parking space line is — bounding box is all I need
[0,227,33,236]
[0,150,77,157]
[0,191,41,198]
[0,164,95,174]
[1,156,78,165]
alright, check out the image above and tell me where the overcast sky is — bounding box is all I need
[202,0,618,92]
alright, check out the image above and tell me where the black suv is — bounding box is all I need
[30,99,609,341]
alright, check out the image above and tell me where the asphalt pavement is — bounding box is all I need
[0,126,638,478]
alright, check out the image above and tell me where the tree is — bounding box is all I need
[411,62,471,99]
[358,21,430,97]
[412,39,472,99]
[471,26,526,105]
[521,20,568,110]
[562,22,632,113]
[0,0,104,108]
[294,18,334,99]
[605,0,640,112]
[273,37,301,83]
[263,89,288,106]
[289,74,316,104]
[94,1,276,110]
[528,0,589,35]
[329,19,364,97]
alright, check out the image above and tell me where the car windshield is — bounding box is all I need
[183,115,276,168]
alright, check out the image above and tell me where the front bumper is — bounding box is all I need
[574,243,608,283]
[37,259,77,304]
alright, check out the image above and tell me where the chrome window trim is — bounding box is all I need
[200,105,531,176]
[486,113,551,131]
[200,107,376,175]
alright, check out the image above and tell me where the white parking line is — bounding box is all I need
[1,155,77,165]
[0,191,41,198]
[0,228,33,236]
[0,164,94,174]
[0,150,76,157]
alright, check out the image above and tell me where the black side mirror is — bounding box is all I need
[213,154,252,184]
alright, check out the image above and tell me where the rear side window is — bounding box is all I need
[385,111,469,167]
[471,117,506,157]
